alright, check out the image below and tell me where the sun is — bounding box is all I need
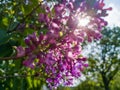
[78,16,90,27]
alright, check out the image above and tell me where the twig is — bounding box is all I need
[0,74,33,79]
[0,72,41,79]
[0,56,22,60]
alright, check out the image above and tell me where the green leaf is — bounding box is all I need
[21,78,28,90]
[0,43,13,57]
[30,0,38,6]
[0,30,10,45]
[24,28,35,35]
[21,5,25,15]
[13,77,19,90]
[33,79,37,88]
[24,5,33,16]
[27,77,33,89]
[2,18,9,26]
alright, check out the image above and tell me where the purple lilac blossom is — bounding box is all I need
[16,0,112,89]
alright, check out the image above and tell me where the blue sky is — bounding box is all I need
[104,0,120,27]
[105,0,120,7]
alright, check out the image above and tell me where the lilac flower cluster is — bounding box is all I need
[16,0,111,89]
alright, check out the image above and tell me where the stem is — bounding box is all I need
[0,56,21,60]
[0,74,34,79]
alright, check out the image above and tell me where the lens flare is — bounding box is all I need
[78,16,90,27]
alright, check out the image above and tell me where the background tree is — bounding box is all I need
[81,27,120,90]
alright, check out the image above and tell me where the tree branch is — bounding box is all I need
[108,66,119,83]
[105,62,113,73]
[0,56,22,60]
[0,74,36,79]
[0,71,42,79]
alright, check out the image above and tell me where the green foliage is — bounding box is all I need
[82,27,120,90]
[0,30,10,45]
[0,43,13,57]
[0,59,45,90]
[0,0,46,89]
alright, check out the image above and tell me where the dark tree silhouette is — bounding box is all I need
[86,27,120,90]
